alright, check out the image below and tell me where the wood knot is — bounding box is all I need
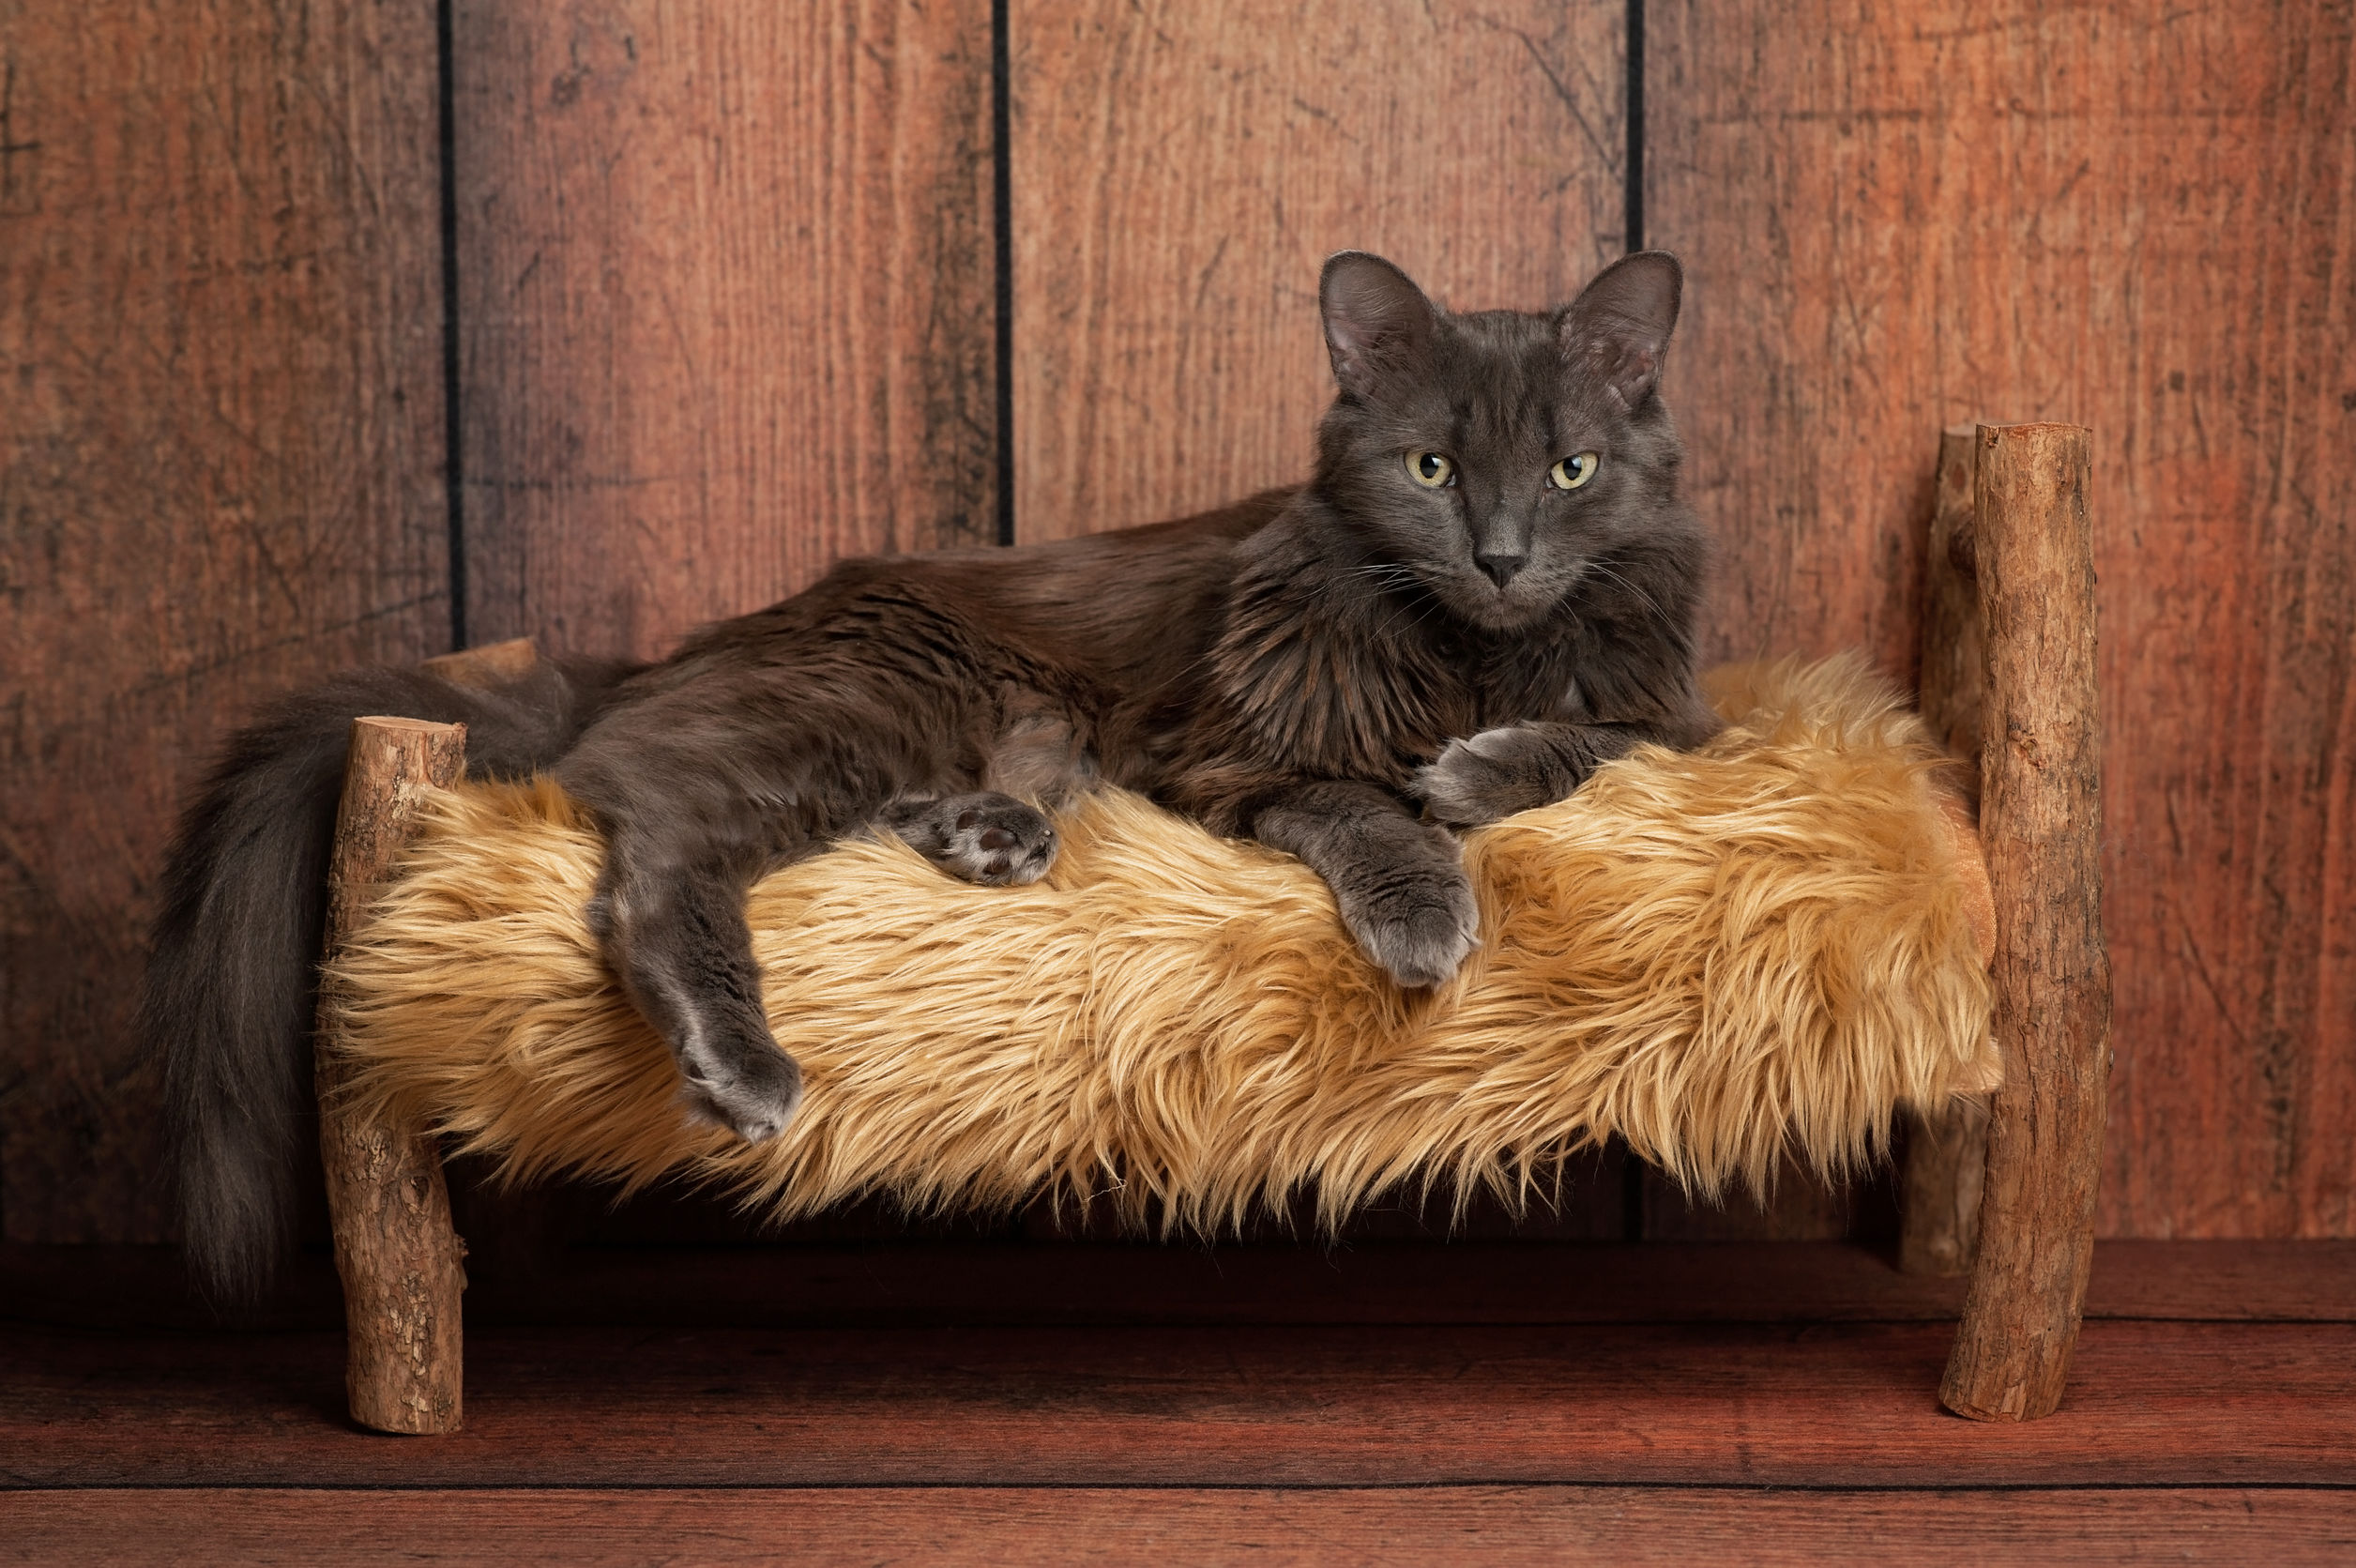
[1946,519,1978,578]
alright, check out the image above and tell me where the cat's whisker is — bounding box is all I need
[1347,562,1429,597]
[1588,560,1672,627]
[1367,577,1448,642]
[1384,591,1452,644]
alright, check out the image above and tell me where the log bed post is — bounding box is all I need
[313,639,539,1433]
[1939,422,2113,1423]
[1901,427,1993,1276]
[315,715,470,1434]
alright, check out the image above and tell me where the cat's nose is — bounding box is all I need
[1475,551,1526,589]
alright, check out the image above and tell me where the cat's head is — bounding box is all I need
[1311,251,1690,632]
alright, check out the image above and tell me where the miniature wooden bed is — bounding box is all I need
[307,423,2107,1436]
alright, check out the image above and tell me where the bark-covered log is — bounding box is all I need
[315,715,470,1435]
[1919,425,1987,803]
[421,636,540,687]
[1902,1091,1991,1277]
[1940,422,2112,1422]
[1902,426,1994,1277]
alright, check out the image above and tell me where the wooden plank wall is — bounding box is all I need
[0,0,449,1241]
[1649,0,2355,1239]
[449,0,1000,660]
[2,1,2348,1244]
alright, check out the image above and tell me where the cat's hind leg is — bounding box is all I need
[558,639,1065,1139]
[585,848,802,1141]
[882,792,1057,886]
[591,788,1056,1145]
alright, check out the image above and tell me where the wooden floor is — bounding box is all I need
[5,1241,2352,1564]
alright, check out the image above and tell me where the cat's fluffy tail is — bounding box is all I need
[144,657,635,1305]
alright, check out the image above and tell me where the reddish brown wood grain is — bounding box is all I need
[451,0,998,659]
[6,1486,2348,1567]
[5,1318,2351,1489]
[1649,0,2356,1238]
[10,1239,2350,1333]
[0,0,449,1243]
[1009,0,1627,540]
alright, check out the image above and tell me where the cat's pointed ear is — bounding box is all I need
[1320,251,1439,397]
[1558,251,1682,409]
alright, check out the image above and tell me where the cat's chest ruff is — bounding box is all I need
[1224,627,1471,779]
[1464,622,1611,727]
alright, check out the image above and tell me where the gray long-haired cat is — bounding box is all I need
[144,250,1715,1299]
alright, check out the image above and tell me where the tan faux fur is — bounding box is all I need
[331,653,1999,1233]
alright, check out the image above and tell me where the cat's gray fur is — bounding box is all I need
[144,251,1715,1300]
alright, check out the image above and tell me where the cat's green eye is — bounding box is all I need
[1406,451,1456,489]
[1549,452,1601,490]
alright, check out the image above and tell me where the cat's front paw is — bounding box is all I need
[1412,725,1568,828]
[1340,866,1482,989]
[676,1028,804,1144]
[889,791,1058,886]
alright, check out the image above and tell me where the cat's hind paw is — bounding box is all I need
[676,1031,803,1144]
[887,791,1058,887]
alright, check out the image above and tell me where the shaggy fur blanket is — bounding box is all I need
[332,654,1999,1234]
